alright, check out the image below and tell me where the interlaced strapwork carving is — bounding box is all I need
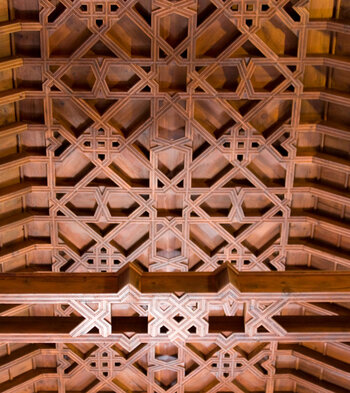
[148,295,208,339]
[2,0,350,274]
[1,0,350,391]
[69,300,112,337]
[36,0,311,274]
[1,338,349,392]
[245,299,289,336]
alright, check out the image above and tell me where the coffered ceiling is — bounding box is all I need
[0,0,350,391]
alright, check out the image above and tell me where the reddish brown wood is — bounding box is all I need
[0,263,349,294]
[0,0,350,391]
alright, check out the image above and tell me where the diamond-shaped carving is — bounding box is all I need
[107,192,140,217]
[154,369,178,391]
[53,98,94,138]
[49,15,92,56]
[190,223,228,257]
[58,221,96,256]
[108,16,151,57]
[110,148,150,187]
[257,15,298,56]
[157,148,185,180]
[200,194,232,217]
[155,343,178,362]
[61,65,96,91]
[251,65,286,92]
[156,230,182,259]
[106,65,141,92]
[111,223,149,257]
[206,65,241,92]
[194,100,235,139]
[157,107,186,141]
[65,192,98,217]
[158,63,187,92]
[160,13,188,48]
[109,99,151,138]
[242,193,275,217]
[192,149,233,187]
[196,14,240,58]
[156,191,183,218]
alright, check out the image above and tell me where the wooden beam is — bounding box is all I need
[278,344,350,376]
[0,263,349,295]
[0,316,83,334]
[0,344,55,369]
[0,88,26,105]
[0,369,56,393]
[3,316,349,341]
[293,181,350,206]
[208,316,245,333]
[0,211,49,233]
[308,19,350,34]
[0,238,52,261]
[0,152,47,171]
[287,239,350,267]
[0,316,148,334]
[276,368,349,393]
[0,182,47,203]
[0,122,28,138]
[291,209,350,237]
[273,316,350,333]
[209,316,350,334]
[0,57,23,71]
[0,20,42,35]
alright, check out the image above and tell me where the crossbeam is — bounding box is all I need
[209,316,350,333]
[0,263,349,342]
[0,316,148,334]
[0,262,349,295]
[1,315,350,342]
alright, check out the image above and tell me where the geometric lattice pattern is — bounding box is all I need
[1,0,350,391]
[1,0,350,275]
[1,340,349,392]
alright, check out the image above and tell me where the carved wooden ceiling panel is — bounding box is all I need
[0,0,350,391]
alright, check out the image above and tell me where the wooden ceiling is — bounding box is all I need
[0,0,350,391]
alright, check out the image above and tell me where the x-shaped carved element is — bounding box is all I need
[234,344,274,380]
[245,299,288,336]
[69,300,111,337]
[149,295,208,339]
[58,345,120,391]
